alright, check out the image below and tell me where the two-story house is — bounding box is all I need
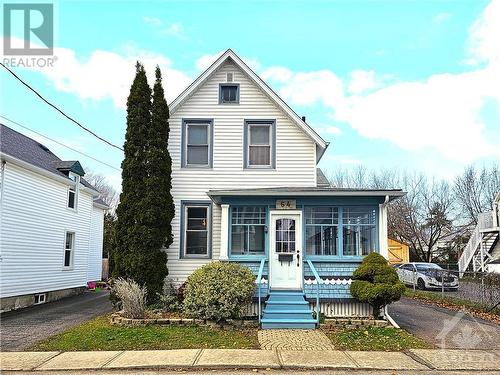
[0,124,108,312]
[165,50,404,328]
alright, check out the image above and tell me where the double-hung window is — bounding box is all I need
[67,173,79,209]
[244,120,275,168]
[182,203,211,258]
[231,206,266,255]
[343,207,377,256]
[182,120,212,167]
[305,207,339,256]
[64,232,75,268]
[219,84,239,104]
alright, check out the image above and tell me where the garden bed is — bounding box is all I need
[28,315,260,351]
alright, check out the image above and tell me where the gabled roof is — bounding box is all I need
[0,124,105,204]
[170,49,329,157]
[316,168,330,188]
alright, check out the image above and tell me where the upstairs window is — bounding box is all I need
[244,120,276,168]
[231,206,266,255]
[64,232,75,268]
[219,84,239,104]
[182,120,213,168]
[67,173,79,209]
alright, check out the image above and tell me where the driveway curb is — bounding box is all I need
[1,349,499,372]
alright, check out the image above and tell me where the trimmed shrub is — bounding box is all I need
[113,278,147,319]
[183,262,255,322]
[350,253,406,318]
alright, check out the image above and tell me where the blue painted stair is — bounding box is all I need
[261,290,317,329]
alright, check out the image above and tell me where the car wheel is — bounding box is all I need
[417,278,426,290]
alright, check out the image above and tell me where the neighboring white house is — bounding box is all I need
[0,124,108,312]
[165,49,405,328]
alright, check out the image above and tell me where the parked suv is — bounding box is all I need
[396,262,459,290]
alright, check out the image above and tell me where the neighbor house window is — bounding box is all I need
[343,207,377,256]
[67,173,79,209]
[182,202,211,258]
[305,207,338,256]
[231,206,266,255]
[219,84,239,104]
[64,232,75,268]
[182,119,213,168]
[244,120,276,168]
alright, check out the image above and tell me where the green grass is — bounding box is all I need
[404,289,500,316]
[324,326,432,351]
[28,315,259,351]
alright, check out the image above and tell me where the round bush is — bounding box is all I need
[183,262,256,322]
[350,253,406,318]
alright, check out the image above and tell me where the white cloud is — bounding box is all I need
[142,16,161,26]
[319,126,342,135]
[24,41,192,109]
[162,22,185,38]
[324,154,362,165]
[466,0,500,65]
[433,12,451,24]
[348,70,378,94]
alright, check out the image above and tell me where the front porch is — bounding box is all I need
[207,187,404,328]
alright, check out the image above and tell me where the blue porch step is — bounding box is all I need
[261,290,316,329]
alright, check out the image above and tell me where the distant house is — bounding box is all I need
[388,238,409,265]
[0,124,108,312]
[164,49,405,328]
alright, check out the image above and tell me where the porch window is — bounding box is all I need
[230,206,266,255]
[305,207,338,255]
[182,202,211,258]
[342,207,377,256]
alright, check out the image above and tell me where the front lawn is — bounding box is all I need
[323,326,432,351]
[28,315,259,351]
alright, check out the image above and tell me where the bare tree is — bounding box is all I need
[454,164,500,225]
[84,170,119,211]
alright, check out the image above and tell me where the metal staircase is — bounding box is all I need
[458,195,500,273]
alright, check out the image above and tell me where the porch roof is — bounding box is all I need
[207,187,405,204]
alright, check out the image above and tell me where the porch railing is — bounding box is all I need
[255,258,266,324]
[306,259,322,325]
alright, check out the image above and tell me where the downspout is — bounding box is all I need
[379,195,390,259]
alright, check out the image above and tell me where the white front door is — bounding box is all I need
[269,210,303,290]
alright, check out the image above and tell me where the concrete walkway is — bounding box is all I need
[1,349,498,372]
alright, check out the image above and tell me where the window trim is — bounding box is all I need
[219,83,240,104]
[180,200,212,259]
[243,119,276,169]
[229,205,268,257]
[63,231,75,270]
[67,173,79,211]
[181,119,214,168]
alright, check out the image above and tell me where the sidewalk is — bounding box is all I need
[1,349,499,372]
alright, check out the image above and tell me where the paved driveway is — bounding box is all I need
[388,297,500,349]
[0,291,113,351]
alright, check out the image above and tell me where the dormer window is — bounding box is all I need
[219,84,239,104]
[67,172,79,210]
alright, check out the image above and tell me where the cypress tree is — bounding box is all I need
[114,62,169,302]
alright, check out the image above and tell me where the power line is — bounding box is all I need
[0,115,122,172]
[0,62,124,151]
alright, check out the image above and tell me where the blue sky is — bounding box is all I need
[2,0,499,190]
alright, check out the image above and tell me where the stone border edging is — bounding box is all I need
[2,348,498,372]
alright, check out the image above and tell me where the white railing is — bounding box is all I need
[459,223,481,273]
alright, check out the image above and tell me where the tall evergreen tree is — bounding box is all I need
[113,62,169,301]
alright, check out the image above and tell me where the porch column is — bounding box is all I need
[219,204,230,260]
[379,198,389,259]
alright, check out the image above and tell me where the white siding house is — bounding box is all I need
[0,124,108,312]
[165,50,405,327]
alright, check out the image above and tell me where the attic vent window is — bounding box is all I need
[226,72,233,82]
[219,84,239,104]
